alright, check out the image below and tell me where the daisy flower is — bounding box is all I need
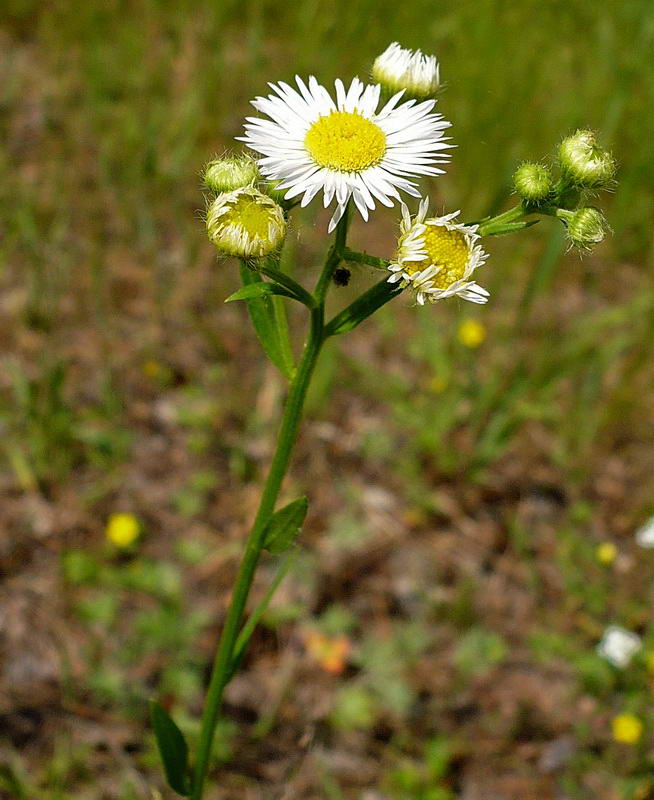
[387,197,489,305]
[239,76,451,232]
[372,42,441,100]
[206,186,286,259]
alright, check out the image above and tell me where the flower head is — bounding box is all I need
[106,513,140,549]
[559,130,616,190]
[612,713,643,745]
[597,625,642,668]
[372,42,441,100]
[203,155,259,193]
[206,186,286,259]
[387,198,489,305]
[239,76,451,232]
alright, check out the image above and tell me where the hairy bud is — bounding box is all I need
[203,156,259,194]
[559,130,616,190]
[513,163,553,204]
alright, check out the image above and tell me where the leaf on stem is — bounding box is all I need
[150,701,190,796]
[325,277,403,336]
[225,282,296,302]
[481,219,539,236]
[238,264,295,379]
[227,549,298,682]
[262,496,308,555]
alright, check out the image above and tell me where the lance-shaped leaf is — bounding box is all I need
[238,264,295,379]
[325,277,403,337]
[481,219,539,236]
[225,282,296,303]
[262,496,308,555]
[150,701,190,796]
[226,549,297,682]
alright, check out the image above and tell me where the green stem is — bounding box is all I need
[190,212,349,800]
[342,247,389,270]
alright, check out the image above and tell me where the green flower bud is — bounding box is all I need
[203,155,259,193]
[513,162,553,204]
[206,187,286,259]
[560,206,606,248]
[558,130,616,190]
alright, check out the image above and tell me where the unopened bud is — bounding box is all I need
[372,42,441,100]
[559,130,616,190]
[513,163,553,204]
[203,155,259,193]
[206,187,286,259]
[560,206,606,248]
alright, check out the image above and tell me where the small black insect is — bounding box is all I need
[333,267,351,286]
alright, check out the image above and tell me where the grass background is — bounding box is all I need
[1,1,654,799]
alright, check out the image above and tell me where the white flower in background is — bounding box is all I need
[206,186,286,259]
[635,516,654,548]
[372,42,441,100]
[239,76,451,232]
[387,198,489,305]
[597,625,642,668]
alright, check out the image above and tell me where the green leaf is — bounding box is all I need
[227,548,297,682]
[325,277,403,336]
[225,282,295,303]
[150,701,190,796]
[483,219,539,236]
[239,264,295,379]
[262,496,308,555]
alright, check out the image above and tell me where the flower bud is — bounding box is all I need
[561,206,606,248]
[206,186,286,259]
[372,42,440,100]
[203,155,259,193]
[558,130,616,190]
[512,163,553,204]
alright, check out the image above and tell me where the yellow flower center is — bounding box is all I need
[220,194,275,238]
[411,225,469,289]
[304,111,386,172]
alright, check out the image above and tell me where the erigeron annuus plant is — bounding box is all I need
[150,43,616,799]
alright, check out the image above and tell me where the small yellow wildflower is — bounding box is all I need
[458,319,487,348]
[596,542,617,565]
[612,713,643,744]
[106,513,140,549]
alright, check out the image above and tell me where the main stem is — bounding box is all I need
[190,210,348,800]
